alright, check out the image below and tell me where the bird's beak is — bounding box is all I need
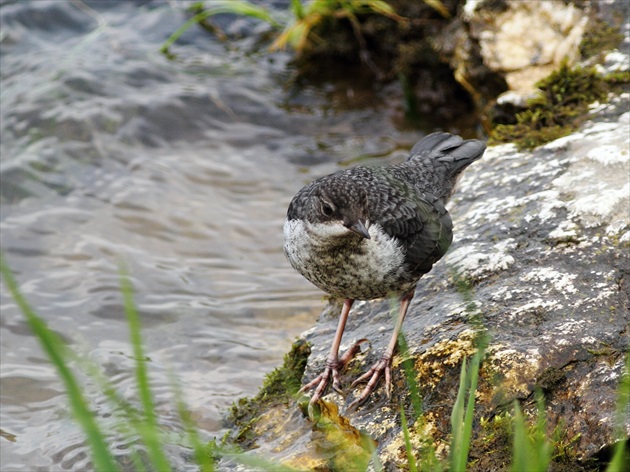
[347,219,371,239]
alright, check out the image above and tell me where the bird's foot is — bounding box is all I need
[299,339,368,405]
[348,353,392,410]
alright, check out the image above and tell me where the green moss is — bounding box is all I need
[489,62,609,149]
[468,411,514,471]
[227,339,311,446]
[604,70,630,86]
[256,339,310,401]
[548,415,607,471]
[579,19,624,60]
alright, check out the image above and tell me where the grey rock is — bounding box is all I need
[227,100,629,470]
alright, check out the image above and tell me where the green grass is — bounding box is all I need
[1,254,214,471]
[160,0,280,55]
[0,254,302,470]
[400,405,418,472]
[449,346,485,471]
[399,331,423,420]
[0,254,119,472]
[2,253,628,471]
[161,0,453,56]
[606,351,630,472]
[510,392,552,472]
[120,267,173,471]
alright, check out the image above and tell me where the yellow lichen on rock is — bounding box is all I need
[413,328,479,388]
[483,345,541,400]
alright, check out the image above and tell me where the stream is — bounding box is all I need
[0,1,475,470]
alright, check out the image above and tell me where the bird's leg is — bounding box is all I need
[349,290,415,409]
[299,298,360,404]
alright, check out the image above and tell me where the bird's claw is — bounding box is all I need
[299,363,341,405]
[348,354,392,410]
[300,339,369,405]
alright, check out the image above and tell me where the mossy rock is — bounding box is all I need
[489,62,622,149]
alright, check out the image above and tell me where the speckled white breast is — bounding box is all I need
[283,218,417,300]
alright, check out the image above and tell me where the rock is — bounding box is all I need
[224,100,629,471]
[471,1,588,99]
[437,0,627,107]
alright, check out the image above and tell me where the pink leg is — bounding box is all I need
[348,290,415,409]
[299,299,366,404]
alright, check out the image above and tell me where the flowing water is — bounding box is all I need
[0,1,474,470]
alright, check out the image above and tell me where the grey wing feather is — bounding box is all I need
[408,132,486,175]
[409,133,463,158]
[372,175,453,275]
[394,195,452,275]
[406,196,453,274]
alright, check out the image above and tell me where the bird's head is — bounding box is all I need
[307,176,371,240]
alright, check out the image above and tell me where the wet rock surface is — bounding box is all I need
[225,99,629,469]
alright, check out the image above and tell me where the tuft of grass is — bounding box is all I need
[0,254,120,472]
[1,255,220,471]
[510,392,553,472]
[449,346,485,471]
[161,0,443,56]
[161,0,280,56]
[119,267,173,471]
[399,329,442,472]
[268,0,405,52]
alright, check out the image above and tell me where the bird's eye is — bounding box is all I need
[321,202,334,216]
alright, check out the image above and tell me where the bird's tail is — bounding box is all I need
[406,132,486,200]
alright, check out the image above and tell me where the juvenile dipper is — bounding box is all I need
[284,132,486,408]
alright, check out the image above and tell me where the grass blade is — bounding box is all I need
[606,352,630,472]
[161,1,279,53]
[533,392,552,470]
[170,371,216,472]
[606,439,630,472]
[422,0,451,19]
[510,392,552,472]
[71,351,150,471]
[401,405,418,472]
[511,401,529,472]
[450,343,485,472]
[355,0,406,21]
[450,357,468,470]
[0,254,120,472]
[119,269,172,472]
[289,0,304,19]
[460,351,481,466]
[399,331,422,419]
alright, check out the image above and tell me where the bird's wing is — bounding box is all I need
[373,176,453,275]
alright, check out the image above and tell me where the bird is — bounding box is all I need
[283,132,486,408]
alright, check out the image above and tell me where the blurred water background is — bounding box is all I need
[0,1,475,469]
